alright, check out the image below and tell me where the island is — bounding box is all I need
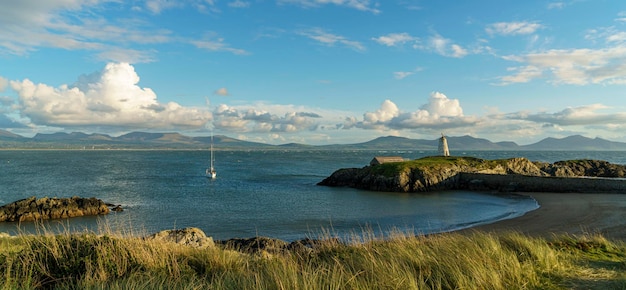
[0,196,115,222]
[318,156,626,193]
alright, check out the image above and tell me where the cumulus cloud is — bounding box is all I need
[498,46,626,85]
[345,92,476,131]
[10,62,211,131]
[486,21,544,36]
[278,0,380,14]
[299,28,366,51]
[212,104,323,133]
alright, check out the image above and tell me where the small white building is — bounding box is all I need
[370,156,405,166]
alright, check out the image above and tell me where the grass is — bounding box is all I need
[369,156,507,177]
[1,225,625,289]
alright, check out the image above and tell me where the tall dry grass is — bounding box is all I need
[0,224,624,289]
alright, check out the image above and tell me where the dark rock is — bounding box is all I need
[0,196,110,222]
[218,237,288,254]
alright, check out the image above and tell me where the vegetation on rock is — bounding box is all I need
[318,156,626,192]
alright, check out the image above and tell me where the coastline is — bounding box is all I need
[465,192,626,241]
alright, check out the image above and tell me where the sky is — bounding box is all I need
[1,0,626,145]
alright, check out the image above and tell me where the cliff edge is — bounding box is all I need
[317,156,626,193]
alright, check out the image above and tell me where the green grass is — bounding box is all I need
[369,156,508,177]
[1,225,625,289]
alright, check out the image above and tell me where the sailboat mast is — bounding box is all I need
[210,134,214,169]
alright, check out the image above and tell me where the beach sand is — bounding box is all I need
[467,192,626,241]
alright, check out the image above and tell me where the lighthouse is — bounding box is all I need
[438,133,450,156]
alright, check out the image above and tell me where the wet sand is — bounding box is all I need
[467,192,626,241]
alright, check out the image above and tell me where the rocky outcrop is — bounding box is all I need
[143,228,324,255]
[145,227,214,249]
[537,160,626,177]
[0,196,111,222]
[217,236,331,257]
[318,157,626,193]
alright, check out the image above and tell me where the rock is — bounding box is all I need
[145,227,214,249]
[218,236,288,254]
[540,160,626,177]
[318,156,626,193]
[216,236,333,256]
[0,196,110,222]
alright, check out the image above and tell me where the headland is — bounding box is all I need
[318,156,626,193]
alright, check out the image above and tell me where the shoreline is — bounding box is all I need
[464,192,626,241]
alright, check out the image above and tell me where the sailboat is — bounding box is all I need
[206,134,217,179]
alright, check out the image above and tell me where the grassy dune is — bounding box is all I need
[1,227,625,289]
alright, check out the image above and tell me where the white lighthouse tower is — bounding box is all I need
[438,133,450,156]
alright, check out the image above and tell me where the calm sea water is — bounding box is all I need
[0,150,624,241]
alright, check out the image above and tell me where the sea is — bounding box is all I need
[1,149,625,241]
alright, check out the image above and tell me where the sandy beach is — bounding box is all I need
[468,192,626,241]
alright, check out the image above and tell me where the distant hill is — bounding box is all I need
[520,135,626,151]
[1,130,626,150]
[0,129,25,140]
[320,136,435,150]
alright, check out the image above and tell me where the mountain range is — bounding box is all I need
[1,129,626,151]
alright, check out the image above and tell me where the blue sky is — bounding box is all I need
[1,0,626,145]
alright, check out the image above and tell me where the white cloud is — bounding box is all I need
[346,92,476,131]
[0,77,7,91]
[10,62,211,130]
[278,0,380,14]
[486,21,544,36]
[498,46,626,85]
[212,103,323,133]
[229,0,250,8]
[420,92,464,117]
[145,0,182,14]
[191,36,249,55]
[299,28,366,51]
[0,0,171,60]
[547,2,565,9]
[506,104,626,126]
[144,0,221,14]
[393,67,423,80]
[394,71,414,80]
[415,34,468,58]
[372,33,417,47]
[363,100,400,125]
[586,27,626,45]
